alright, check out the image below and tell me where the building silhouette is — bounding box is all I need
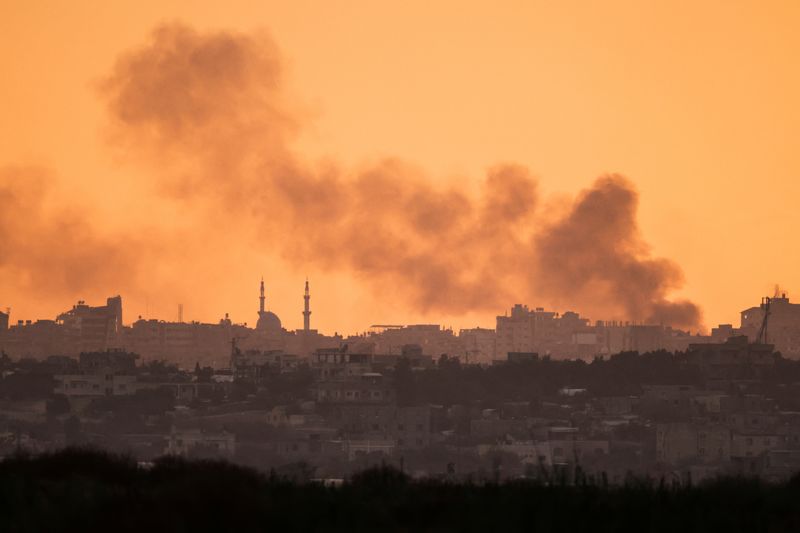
[303,278,311,332]
[740,293,800,357]
[256,278,282,336]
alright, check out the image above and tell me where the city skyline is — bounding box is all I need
[4,4,800,523]
[1,277,779,336]
[2,2,800,334]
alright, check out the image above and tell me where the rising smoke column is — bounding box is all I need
[533,175,702,328]
[99,23,702,328]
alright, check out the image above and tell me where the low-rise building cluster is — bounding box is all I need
[2,286,800,482]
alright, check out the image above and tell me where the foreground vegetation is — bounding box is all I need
[1,448,799,532]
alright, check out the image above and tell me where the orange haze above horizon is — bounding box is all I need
[1,1,799,335]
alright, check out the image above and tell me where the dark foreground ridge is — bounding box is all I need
[1,448,799,532]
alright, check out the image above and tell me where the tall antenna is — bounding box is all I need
[178,304,184,323]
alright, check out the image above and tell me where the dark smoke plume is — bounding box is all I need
[534,175,701,327]
[99,23,702,328]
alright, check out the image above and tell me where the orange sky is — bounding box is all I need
[1,1,799,334]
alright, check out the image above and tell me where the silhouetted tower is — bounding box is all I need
[303,278,311,332]
[259,278,266,315]
[756,296,771,344]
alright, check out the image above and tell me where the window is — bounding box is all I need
[416,424,424,431]
[398,424,405,431]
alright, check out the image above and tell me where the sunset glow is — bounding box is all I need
[2,1,799,334]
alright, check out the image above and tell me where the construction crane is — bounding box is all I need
[755,296,771,344]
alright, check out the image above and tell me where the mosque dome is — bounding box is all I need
[256,310,282,333]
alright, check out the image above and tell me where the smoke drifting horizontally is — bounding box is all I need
[0,166,140,298]
[97,23,702,328]
[5,23,703,329]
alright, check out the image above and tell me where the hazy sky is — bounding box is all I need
[1,1,799,334]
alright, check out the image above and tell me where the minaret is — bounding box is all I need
[303,278,311,332]
[259,277,266,316]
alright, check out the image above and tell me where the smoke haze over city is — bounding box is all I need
[2,2,800,334]
[4,20,723,332]
[5,5,800,529]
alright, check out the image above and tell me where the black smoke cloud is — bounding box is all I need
[98,23,702,329]
[534,175,701,327]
